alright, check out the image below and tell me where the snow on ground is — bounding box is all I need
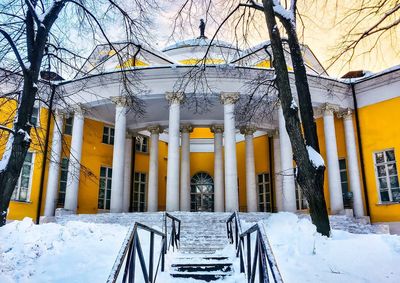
[1,213,400,282]
[0,218,128,283]
[263,213,400,283]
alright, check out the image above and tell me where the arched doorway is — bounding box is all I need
[190,172,214,212]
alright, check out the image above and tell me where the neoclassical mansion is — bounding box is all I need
[3,36,400,225]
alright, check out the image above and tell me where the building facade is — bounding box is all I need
[2,38,400,223]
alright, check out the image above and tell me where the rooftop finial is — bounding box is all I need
[199,19,206,39]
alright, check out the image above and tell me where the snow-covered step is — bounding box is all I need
[169,256,234,282]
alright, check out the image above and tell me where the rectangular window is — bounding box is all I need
[133,172,147,212]
[102,126,115,145]
[374,149,400,202]
[135,136,148,153]
[339,158,352,207]
[58,158,69,206]
[339,159,348,194]
[257,173,272,212]
[64,115,73,135]
[31,106,39,126]
[12,152,34,202]
[98,166,112,210]
[295,183,308,210]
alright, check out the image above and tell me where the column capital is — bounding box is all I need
[338,108,353,121]
[240,125,257,136]
[210,124,224,134]
[126,130,137,138]
[54,108,67,118]
[220,92,240,105]
[180,124,193,133]
[71,104,87,116]
[321,103,339,116]
[111,96,132,107]
[165,92,185,105]
[267,129,278,137]
[147,125,164,134]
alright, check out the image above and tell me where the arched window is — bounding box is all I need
[190,172,214,212]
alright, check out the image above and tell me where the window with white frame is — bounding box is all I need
[64,115,73,135]
[133,172,147,212]
[31,106,39,126]
[295,183,308,210]
[58,158,69,206]
[339,159,349,194]
[135,135,148,153]
[98,166,112,210]
[102,126,115,145]
[12,152,34,202]
[257,173,272,212]
[374,149,400,202]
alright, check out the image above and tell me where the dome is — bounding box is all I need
[163,37,241,65]
[163,37,238,52]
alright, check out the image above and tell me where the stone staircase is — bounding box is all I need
[166,212,240,282]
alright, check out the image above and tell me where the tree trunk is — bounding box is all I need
[262,0,330,236]
[0,74,37,226]
[281,18,331,236]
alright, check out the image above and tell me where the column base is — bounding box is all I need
[39,216,56,224]
[55,208,76,216]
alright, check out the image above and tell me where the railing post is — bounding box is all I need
[247,234,251,282]
[149,232,154,283]
[129,233,137,283]
[135,236,149,283]
[239,237,245,273]
[161,236,166,271]
[250,233,260,283]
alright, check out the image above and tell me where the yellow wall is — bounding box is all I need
[1,103,51,221]
[358,97,400,222]
[237,135,270,211]
[4,103,399,223]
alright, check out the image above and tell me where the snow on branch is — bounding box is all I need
[272,0,295,22]
[306,145,325,169]
[25,0,41,25]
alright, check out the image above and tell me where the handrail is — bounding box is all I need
[107,222,166,283]
[226,212,283,283]
[164,212,181,252]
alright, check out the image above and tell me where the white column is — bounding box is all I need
[323,103,344,214]
[110,97,127,213]
[180,124,192,211]
[241,126,258,212]
[147,126,163,212]
[273,130,283,212]
[342,109,364,217]
[211,125,224,212]
[221,92,239,211]
[44,110,64,216]
[166,92,185,211]
[278,106,297,212]
[123,134,133,213]
[64,106,85,213]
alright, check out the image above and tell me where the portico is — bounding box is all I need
[41,36,365,219]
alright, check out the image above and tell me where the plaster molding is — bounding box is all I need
[165,92,185,104]
[220,92,240,105]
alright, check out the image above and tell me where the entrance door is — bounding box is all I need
[190,172,214,212]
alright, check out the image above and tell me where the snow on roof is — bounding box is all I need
[163,37,240,52]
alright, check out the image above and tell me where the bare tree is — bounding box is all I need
[0,0,158,226]
[172,0,331,236]
[329,0,399,70]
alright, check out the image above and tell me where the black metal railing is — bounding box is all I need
[107,213,181,283]
[226,212,283,283]
[164,212,181,252]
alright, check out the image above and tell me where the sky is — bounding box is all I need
[151,0,400,77]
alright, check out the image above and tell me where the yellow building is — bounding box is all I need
[1,38,400,227]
